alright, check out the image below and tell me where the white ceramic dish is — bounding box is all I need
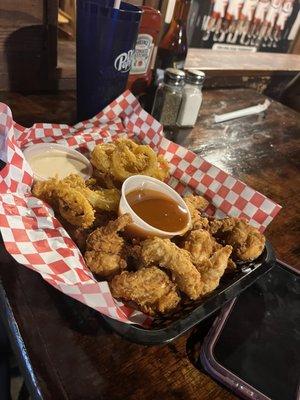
[119,175,191,239]
[23,143,93,181]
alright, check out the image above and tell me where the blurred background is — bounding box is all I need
[0,0,299,110]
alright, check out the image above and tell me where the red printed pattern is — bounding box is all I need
[0,92,281,326]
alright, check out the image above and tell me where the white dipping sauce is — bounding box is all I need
[28,150,90,179]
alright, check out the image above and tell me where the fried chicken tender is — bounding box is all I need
[184,193,209,212]
[84,214,132,278]
[183,229,220,264]
[196,245,232,295]
[183,194,209,229]
[226,258,237,273]
[141,237,203,300]
[66,226,91,253]
[110,267,180,315]
[210,217,266,261]
[90,138,169,187]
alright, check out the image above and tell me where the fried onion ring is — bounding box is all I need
[90,142,116,173]
[58,186,95,228]
[112,143,157,180]
[90,138,170,186]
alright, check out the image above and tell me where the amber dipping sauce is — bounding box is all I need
[126,188,188,232]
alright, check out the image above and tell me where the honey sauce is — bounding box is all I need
[126,188,188,232]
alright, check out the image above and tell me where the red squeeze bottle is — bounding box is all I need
[126,6,162,96]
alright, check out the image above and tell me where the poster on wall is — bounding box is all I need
[189,0,300,53]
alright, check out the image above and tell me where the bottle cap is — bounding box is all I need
[186,70,205,85]
[164,68,185,85]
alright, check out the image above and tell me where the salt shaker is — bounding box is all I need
[177,70,205,127]
[151,68,185,128]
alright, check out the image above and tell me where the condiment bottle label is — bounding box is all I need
[130,34,154,75]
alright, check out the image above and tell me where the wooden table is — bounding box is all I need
[0,88,299,400]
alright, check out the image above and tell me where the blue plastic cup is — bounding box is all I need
[76,0,142,121]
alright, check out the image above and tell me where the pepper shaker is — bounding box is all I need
[151,68,185,128]
[177,70,205,127]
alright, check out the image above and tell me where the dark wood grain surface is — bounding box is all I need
[0,0,58,91]
[0,88,299,400]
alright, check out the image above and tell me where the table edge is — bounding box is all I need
[0,278,43,400]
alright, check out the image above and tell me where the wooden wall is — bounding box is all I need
[0,0,58,92]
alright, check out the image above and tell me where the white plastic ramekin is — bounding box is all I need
[23,143,93,181]
[119,175,191,239]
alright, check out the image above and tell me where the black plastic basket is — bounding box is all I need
[103,241,276,345]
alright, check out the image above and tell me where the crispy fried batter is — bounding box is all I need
[87,213,132,247]
[66,226,91,253]
[60,174,120,212]
[110,267,180,315]
[124,243,143,270]
[93,212,117,228]
[32,174,120,228]
[141,237,203,300]
[183,229,217,264]
[183,194,209,229]
[58,186,95,228]
[226,258,237,273]
[85,251,127,278]
[112,140,157,180]
[209,218,235,234]
[90,138,169,187]
[196,245,233,295]
[210,217,265,261]
[81,187,120,212]
[184,193,209,213]
[33,176,97,228]
[90,142,116,173]
[62,174,86,188]
[32,177,60,209]
[84,214,132,278]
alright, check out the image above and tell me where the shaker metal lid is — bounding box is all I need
[165,68,185,84]
[186,69,205,84]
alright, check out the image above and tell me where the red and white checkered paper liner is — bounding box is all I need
[0,90,281,327]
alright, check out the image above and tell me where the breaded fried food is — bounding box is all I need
[90,138,169,186]
[141,237,203,300]
[93,211,117,228]
[226,258,237,273]
[184,193,209,212]
[32,174,120,228]
[90,142,118,188]
[84,214,132,278]
[33,177,95,228]
[183,229,221,264]
[210,217,265,261]
[59,174,120,212]
[183,194,209,229]
[110,266,180,315]
[32,176,61,209]
[196,245,232,295]
[66,226,92,253]
[58,186,95,228]
[124,243,143,270]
